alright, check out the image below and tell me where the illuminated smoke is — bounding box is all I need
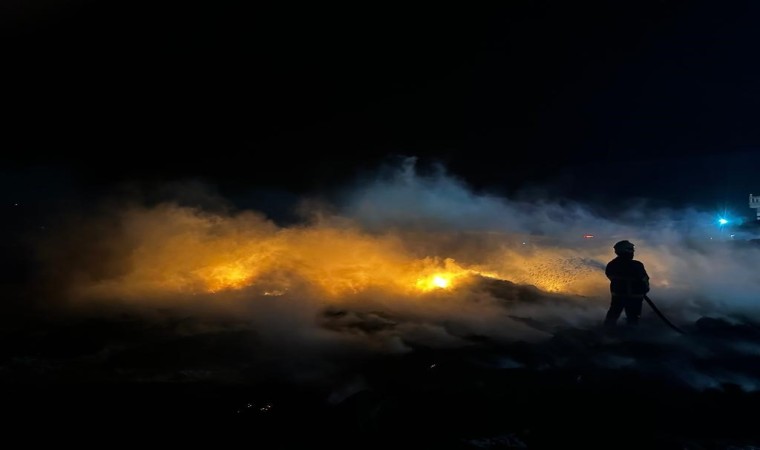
[35,159,757,320]
[28,158,760,372]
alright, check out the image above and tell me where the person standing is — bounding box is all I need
[604,240,650,327]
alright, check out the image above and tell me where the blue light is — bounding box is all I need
[718,218,728,225]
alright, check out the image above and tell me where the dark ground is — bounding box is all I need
[2,313,760,449]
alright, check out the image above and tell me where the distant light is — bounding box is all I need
[583,234,594,239]
[718,218,728,225]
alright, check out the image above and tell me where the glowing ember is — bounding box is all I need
[433,276,449,288]
[263,290,285,296]
[416,273,454,291]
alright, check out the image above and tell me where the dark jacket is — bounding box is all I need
[605,254,650,297]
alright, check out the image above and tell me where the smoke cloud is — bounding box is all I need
[10,156,760,391]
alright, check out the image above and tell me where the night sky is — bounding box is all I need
[3,1,759,216]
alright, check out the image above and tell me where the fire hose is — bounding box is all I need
[644,295,686,334]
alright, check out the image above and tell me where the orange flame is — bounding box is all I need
[70,205,609,301]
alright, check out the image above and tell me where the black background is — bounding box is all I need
[4,1,759,207]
